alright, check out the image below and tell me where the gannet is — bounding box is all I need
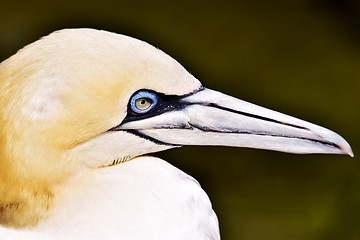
[0,28,352,240]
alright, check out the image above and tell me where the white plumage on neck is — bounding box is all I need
[1,157,219,240]
[49,157,219,240]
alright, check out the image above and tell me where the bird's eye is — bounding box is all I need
[130,90,158,114]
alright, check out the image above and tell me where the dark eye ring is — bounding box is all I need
[130,90,158,114]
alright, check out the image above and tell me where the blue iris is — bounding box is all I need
[130,90,158,114]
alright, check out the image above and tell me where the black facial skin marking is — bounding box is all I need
[116,87,205,126]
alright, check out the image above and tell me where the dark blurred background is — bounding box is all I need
[1,0,359,239]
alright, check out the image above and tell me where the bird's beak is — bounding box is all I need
[118,88,353,156]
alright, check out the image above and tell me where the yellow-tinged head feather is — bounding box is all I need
[0,28,200,227]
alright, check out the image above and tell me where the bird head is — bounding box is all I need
[0,28,352,227]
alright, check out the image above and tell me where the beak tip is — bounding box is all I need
[343,145,354,157]
[316,127,353,157]
[337,136,353,157]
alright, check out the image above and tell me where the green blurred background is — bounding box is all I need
[1,0,359,239]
